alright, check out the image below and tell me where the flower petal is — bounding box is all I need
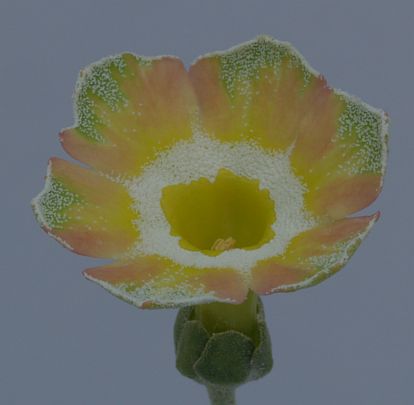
[190,36,388,219]
[32,158,138,258]
[251,213,379,294]
[305,173,383,219]
[297,99,388,219]
[61,54,197,178]
[83,255,248,308]
[189,36,342,152]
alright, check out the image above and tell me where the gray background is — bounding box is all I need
[1,0,413,404]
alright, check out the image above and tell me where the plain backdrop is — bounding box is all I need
[1,1,413,404]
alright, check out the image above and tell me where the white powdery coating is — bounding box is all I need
[335,90,389,180]
[126,134,315,273]
[193,35,318,97]
[32,159,54,227]
[84,275,224,308]
[31,161,77,251]
[192,36,316,130]
[73,55,129,142]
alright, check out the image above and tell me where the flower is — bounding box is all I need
[32,36,388,309]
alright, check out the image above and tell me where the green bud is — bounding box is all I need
[174,292,273,404]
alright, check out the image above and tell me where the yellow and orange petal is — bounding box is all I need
[251,213,379,294]
[83,255,248,308]
[189,36,388,220]
[32,158,138,258]
[190,37,342,152]
[61,54,198,179]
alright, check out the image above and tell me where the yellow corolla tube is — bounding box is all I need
[161,168,276,253]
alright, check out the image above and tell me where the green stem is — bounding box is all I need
[207,385,236,405]
[194,290,258,340]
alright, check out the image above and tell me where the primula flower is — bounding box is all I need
[33,37,388,309]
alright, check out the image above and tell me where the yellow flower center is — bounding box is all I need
[160,169,276,255]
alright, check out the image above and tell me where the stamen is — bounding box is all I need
[211,237,236,251]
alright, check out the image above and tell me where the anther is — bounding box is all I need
[211,237,236,251]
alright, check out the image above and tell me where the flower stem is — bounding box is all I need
[207,385,236,405]
[194,290,258,341]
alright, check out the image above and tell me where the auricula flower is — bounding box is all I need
[32,36,388,309]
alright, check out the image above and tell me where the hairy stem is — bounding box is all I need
[207,385,236,405]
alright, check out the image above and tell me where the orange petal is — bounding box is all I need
[306,174,382,219]
[288,76,343,167]
[189,36,343,152]
[296,100,388,219]
[32,158,138,258]
[84,255,248,308]
[251,263,309,295]
[62,54,197,178]
[251,213,379,294]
